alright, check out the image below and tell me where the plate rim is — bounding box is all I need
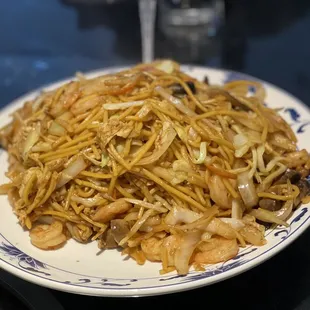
[1,210,309,297]
[0,64,310,297]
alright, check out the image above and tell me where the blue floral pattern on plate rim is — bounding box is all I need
[1,207,309,291]
[0,65,310,296]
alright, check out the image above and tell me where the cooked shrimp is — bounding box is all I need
[71,96,100,115]
[139,215,161,232]
[283,149,309,168]
[209,175,232,209]
[49,82,79,117]
[141,235,181,264]
[239,224,266,246]
[140,237,163,262]
[195,237,239,264]
[206,218,236,239]
[165,206,201,225]
[29,221,67,250]
[60,81,80,109]
[164,206,236,239]
[92,199,132,223]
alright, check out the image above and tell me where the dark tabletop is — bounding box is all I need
[1,0,310,309]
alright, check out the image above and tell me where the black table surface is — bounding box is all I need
[1,1,310,309]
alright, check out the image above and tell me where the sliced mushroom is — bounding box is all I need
[170,81,196,96]
[294,179,310,207]
[260,173,310,213]
[275,169,301,185]
[105,229,119,249]
[110,219,130,244]
[259,198,282,211]
[98,229,118,249]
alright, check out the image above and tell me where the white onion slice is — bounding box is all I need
[57,157,87,188]
[48,121,66,136]
[249,208,288,227]
[165,206,201,225]
[23,125,40,158]
[233,133,251,158]
[192,142,208,164]
[103,101,145,110]
[220,218,245,231]
[232,199,244,219]
[237,171,258,208]
[174,231,201,275]
[31,142,52,153]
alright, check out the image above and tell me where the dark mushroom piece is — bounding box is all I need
[256,170,309,227]
[256,220,272,230]
[259,198,282,211]
[259,176,310,215]
[294,179,310,207]
[98,229,118,250]
[203,76,209,85]
[250,200,293,227]
[170,81,196,96]
[110,219,130,244]
[275,169,310,207]
[275,169,301,185]
[260,170,303,211]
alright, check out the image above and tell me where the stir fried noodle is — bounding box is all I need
[1,60,310,275]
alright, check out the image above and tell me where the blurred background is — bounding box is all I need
[0,0,310,107]
[1,1,310,309]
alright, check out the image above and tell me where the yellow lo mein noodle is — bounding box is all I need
[0,60,310,275]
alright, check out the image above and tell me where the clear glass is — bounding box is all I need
[139,0,157,63]
[158,0,224,63]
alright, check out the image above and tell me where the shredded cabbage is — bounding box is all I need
[192,142,208,164]
[103,101,145,110]
[238,171,258,208]
[57,157,87,188]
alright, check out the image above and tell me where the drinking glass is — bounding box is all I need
[157,0,225,64]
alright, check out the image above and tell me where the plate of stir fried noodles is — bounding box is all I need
[0,60,309,297]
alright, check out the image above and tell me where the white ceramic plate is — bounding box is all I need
[0,65,310,297]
